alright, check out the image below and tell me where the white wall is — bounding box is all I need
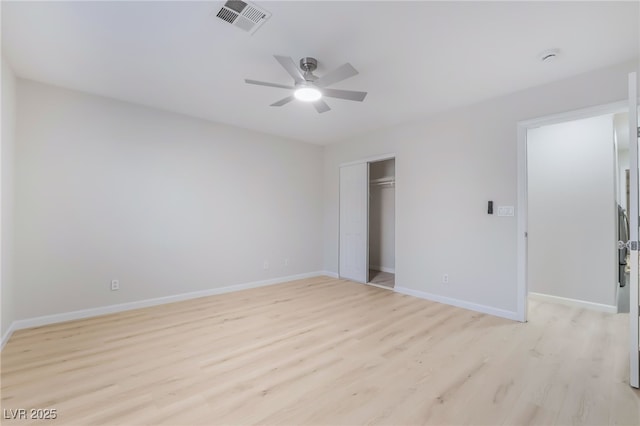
[14,80,323,320]
[324,60,635,315]
[527,115,616,306]
[369,160,395,272]
[1,56,16,338]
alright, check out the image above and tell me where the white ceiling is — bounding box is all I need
[2,1,638,145]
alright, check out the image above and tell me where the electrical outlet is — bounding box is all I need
[284,258,289,267]
[111,279,120,291]
[263,261,269,270]
[442,274,449,284]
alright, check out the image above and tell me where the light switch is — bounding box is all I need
[497,206,515,217]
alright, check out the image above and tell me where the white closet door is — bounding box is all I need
[339,162,368,282]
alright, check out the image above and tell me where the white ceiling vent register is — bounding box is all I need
[214,1,271,35]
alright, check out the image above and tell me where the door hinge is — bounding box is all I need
[637,127,640,138]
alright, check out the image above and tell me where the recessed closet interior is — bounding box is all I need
[368,159,395,288]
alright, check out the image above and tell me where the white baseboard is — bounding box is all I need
[0,271,332,350]
[528,292,617,313]
[394,286,519,321]
[370,265,395,274]
[321,270,339,279]
[0,322,18,351]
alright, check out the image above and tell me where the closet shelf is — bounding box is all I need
[370,176,395,186]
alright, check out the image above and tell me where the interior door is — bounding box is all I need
[628,71,639,388]
[339,162,368,282]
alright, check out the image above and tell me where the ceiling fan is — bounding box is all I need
[244,55,367,113]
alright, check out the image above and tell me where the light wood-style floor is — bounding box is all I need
[1,276,639,425]
[369,269,395,288]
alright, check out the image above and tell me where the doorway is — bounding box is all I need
[526,113,619,313]
[516,100,632,321]
[516,90,640,389]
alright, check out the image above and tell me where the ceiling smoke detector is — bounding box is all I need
[214,1,271,35]
[539,49,560,63]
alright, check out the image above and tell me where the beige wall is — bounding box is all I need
[323,60,635,315]
[13,80,324,320]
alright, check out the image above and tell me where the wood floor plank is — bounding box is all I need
[368,270,395,288]
[1,277,639,425]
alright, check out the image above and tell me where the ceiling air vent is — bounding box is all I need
[214,1,271,35]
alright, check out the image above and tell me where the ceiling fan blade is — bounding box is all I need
[270,96,295,107]
[245,79,294,90]
[321,88,367,102]
[313,99,331,114]
[315,63,359,87]
[274,55,305,84]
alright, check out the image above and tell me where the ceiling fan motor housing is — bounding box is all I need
[299,57,318,72]
[300,57,319,81]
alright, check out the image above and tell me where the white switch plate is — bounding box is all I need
[497,206,515,216]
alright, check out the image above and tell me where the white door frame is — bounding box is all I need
[516,100,628,322]
[339,153,397,168]
[627,72,638,388]
[339,153,396,283]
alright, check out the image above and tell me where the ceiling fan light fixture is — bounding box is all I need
[294,86,322,102]
[245,55,367,113]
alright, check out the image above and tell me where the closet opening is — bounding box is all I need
[338,154,396,287]
[368,158,395,289]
